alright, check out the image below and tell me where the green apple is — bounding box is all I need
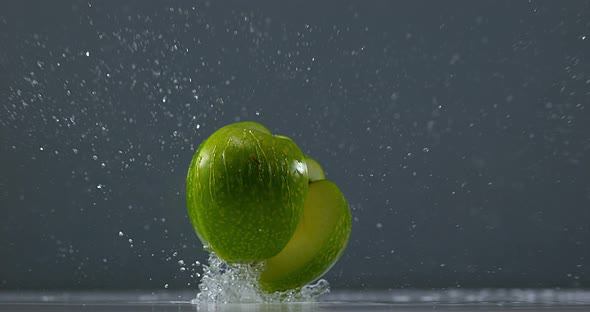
[259,179,351,292]
[186,121,308,262]
[186,121,352,292]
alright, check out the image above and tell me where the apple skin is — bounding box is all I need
[186,122,308,262]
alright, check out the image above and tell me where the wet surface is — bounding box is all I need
[1,289,590,312]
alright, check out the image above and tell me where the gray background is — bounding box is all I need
[1,1,589,290]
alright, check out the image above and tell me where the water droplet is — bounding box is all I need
[118,231,124,237]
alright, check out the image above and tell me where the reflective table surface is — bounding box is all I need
[1,289,590,312]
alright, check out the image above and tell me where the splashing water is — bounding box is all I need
[193,253,330,304]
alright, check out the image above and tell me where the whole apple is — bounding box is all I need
[186,122,308,262]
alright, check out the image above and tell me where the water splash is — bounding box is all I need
[192,253,330,304]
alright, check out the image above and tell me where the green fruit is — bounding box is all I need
[186,122,308,262]
[259,180,351,292]
[304,156,325,182]
[186,121,352,292]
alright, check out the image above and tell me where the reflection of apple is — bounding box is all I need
[186,121,351,292]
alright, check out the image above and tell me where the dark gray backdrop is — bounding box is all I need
[1,1,589,290]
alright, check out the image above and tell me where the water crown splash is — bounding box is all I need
[193,252,330,304]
